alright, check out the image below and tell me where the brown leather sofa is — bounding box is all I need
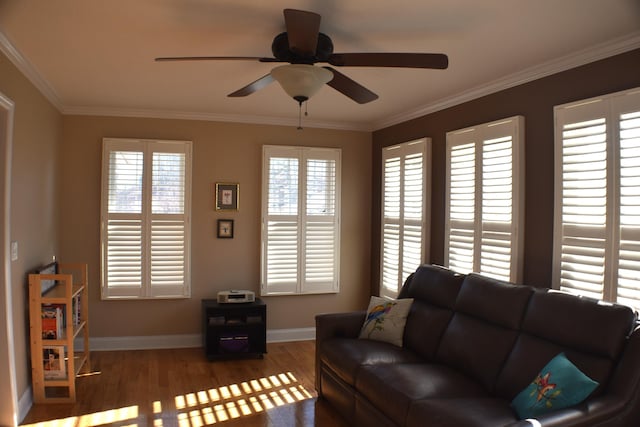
[315,264,640,426]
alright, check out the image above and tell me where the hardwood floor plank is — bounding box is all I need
[20,341,347,427]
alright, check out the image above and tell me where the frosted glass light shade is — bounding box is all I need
[271,64,333,102]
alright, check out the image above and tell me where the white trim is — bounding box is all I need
[0,31,63,111]
[372,32,640,131]
[267,327,315,343]
[18,388,31,425]
[74,328,316,351]
[0,91,17,427]
[62,106,370,132]
[2,26,638,132]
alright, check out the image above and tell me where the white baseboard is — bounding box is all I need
[75,327,316,351]
[18,386,32,424]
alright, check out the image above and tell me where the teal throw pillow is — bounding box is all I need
[511,352,599,419]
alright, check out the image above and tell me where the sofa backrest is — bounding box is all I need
[435,273,534,392]
[399,264,465,360]
[494,289,637,399]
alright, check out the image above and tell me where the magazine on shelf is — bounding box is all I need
[41,304,64,339]
[43,346,67,379]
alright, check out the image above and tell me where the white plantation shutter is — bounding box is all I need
[380,139,430,298]
[262,146,341,295]
[447,140,476,274]
[554,88,640,311]
[101,138,192,299]
[617,109,640,308]
[445,116,524,282]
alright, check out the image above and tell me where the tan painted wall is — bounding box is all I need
[59,115,372,337]
[0,52,62,407]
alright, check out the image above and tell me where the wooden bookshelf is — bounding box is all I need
[28,263,90,403]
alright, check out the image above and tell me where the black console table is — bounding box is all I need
[201,298,267,360]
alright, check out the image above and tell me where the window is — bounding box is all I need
[100,138,192,299]
[553,87,640,310]
[380,139,431,298]
[445,116,525,282]
[261,145,341,295]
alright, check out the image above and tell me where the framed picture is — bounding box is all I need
[217,219,234,239]
[215,183,239,211]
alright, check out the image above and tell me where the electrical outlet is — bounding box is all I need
[10,241,18,261]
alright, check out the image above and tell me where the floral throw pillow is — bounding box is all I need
[358,296,413,347]
[511,352,599,419]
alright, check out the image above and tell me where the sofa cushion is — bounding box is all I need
[436,274,533,391]
[511,352,599,419]
[406,398,517,427]
[403,300,457,360]
[359,296,413,346]
[455,273,533,329]
[399,265,464,360]
[398,264,464,308]
[521,290,636,359]
[356,363,487,424]
[319,337,421,386]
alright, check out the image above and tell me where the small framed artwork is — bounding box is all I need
[215,183,239,211]
[217,219,234,239]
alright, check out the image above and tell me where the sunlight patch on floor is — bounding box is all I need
[22,406,139,427]
[22,372,313,426]
[169,371,313,426]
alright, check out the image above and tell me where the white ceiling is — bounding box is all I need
[1,0,639,131]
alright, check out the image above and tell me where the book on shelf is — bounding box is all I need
[72,294,81,326]
[43,346,67,379]
[41,304,64,339]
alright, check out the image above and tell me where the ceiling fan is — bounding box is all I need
[156,8,448,105]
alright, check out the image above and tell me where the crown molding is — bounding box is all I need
[371,31,640,131]
[0,30,63,110]
[61,105,371,132]
[3,26,638,133]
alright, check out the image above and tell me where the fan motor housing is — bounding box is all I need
[272,32,333,63]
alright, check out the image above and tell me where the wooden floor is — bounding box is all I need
[21,341,348,427]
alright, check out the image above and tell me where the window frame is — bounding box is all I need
[444,115,525,282]
[260,145,341,296]
[552,87,640,309]
[100,138,192,300]
[379,138,431,298]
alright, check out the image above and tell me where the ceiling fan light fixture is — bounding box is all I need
[271,64,333,103]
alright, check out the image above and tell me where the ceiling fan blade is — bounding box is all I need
[283,9,321,57]
[155,56,269,62]
[228,73,275,97]
[323,67,378,104]
[327,53,448,69]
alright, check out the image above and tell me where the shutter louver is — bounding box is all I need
[266,221,298,287]
[480,136,514,280]
[106,219,142,288]
[617,110,640,308]
[381,155,401,294]
[558,118,608,299]
[305,159,337,289]
[448,142,476,274]
[150,152,187,293]
[105,150,144,293]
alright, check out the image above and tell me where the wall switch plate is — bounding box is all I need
[10,241,17,261]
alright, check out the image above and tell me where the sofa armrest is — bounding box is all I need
[316,311,366,342]
[315,311,366,393]
[505,326,640,427]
